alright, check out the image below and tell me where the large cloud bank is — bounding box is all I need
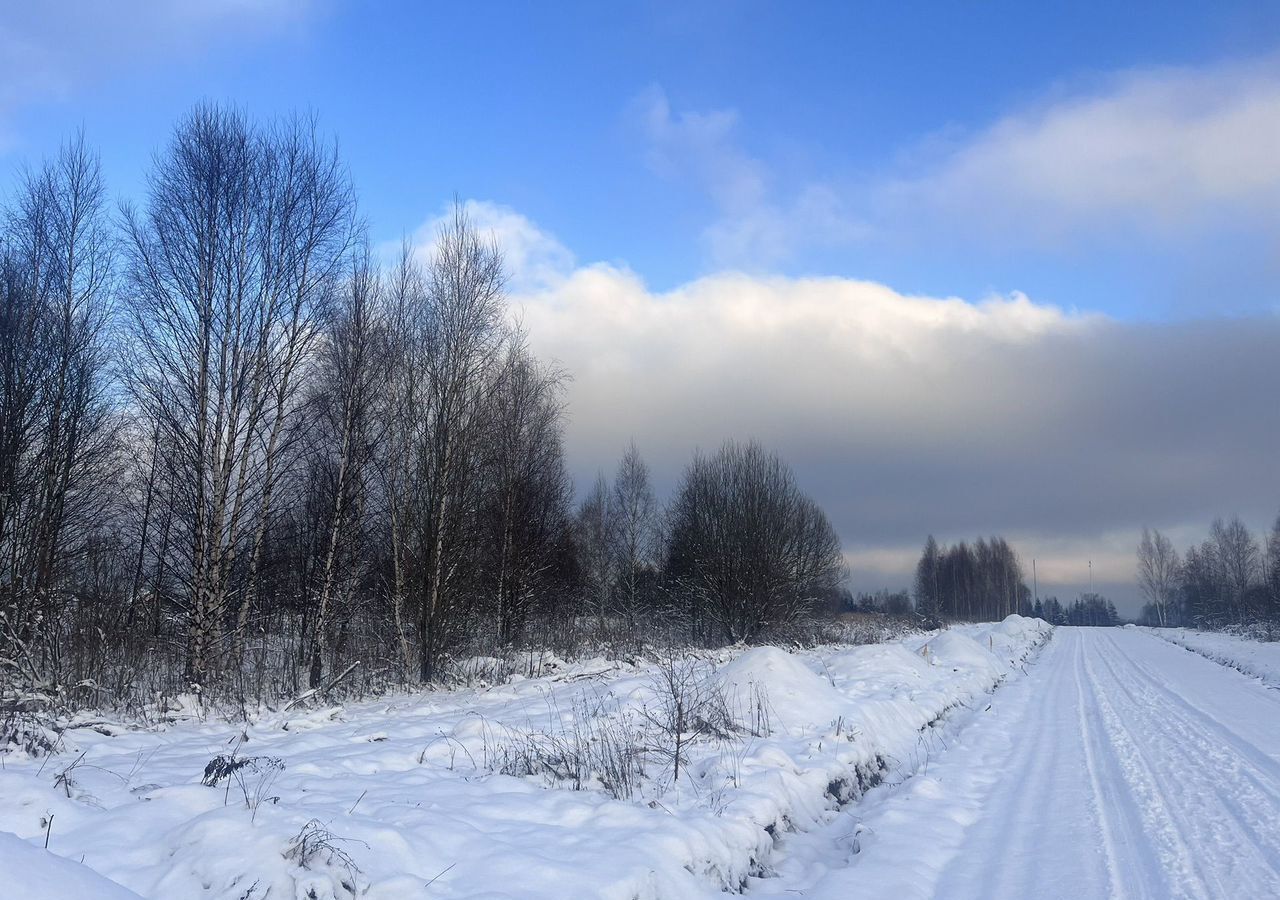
[406,201,1274,607]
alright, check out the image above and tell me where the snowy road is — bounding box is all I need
[755,627,1280,900]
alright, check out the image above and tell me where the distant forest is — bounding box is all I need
[903,536,1120,629]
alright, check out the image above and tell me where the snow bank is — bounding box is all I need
[0,830,144,899]
[718,646,846,730]
[0,617,1051,899]
[1145,627,1280,688]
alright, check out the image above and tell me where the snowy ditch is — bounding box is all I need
[0,615,1051,899]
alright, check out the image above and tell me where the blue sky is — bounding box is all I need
[4,1,1279,315]
[4,1,1280,606]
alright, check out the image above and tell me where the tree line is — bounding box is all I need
[1029,593,1119,628]
[1137,515,1280,631]
[912,535,1031,626]
[0,106,847,710]
[909,536,1125,628]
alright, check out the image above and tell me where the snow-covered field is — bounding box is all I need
[1143,626,1280,688]
[0,617,1050,899]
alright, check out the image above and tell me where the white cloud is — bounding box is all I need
[635,57,1280,272]
[887,58,1280,240]
[635,86,765,210]
[632,86,866,268]
[395,200,576,294]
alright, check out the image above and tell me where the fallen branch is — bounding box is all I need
[284,661,362,712]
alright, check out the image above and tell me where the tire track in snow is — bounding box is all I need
[1079,636,1217,899]
[1092,635,1280,841]
[748,628,1120,900]
[744,627,1280,900]
[731,627,1061,900]
[1124,645,1280,776]
[1086,634,1280,895]
[1071,630,1145,900]
[1098,637,1280,812]
[959,630,1093,899]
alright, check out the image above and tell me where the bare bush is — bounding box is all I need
[664,441,844,644]
[640,655,743,783]
[202,738,285,820]
[482,693,646,800]
[285,819,367,899]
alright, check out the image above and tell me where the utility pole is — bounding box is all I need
[1033,558,1038,606]
[1089,559,1093,594]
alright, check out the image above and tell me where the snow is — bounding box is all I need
[14,620,1276,898]
[744,627,1280,899]
[1144,626,1280,688]
[0,829,144,899]
[0,617,1049,899]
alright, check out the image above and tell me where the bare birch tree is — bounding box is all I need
[609,440,658,634]
[416,205,508,679]
[575,473,614,631]
[1266,514,1280,624]
[122,105,353,687]
[913,535,943,627]
[0,132,117,691]
[377,243,426,677]
[1210,516,1260,625]
[377,205,509,681]
[306,247,383,688]
[1137,527,1179,627]
[478,335,570,645]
